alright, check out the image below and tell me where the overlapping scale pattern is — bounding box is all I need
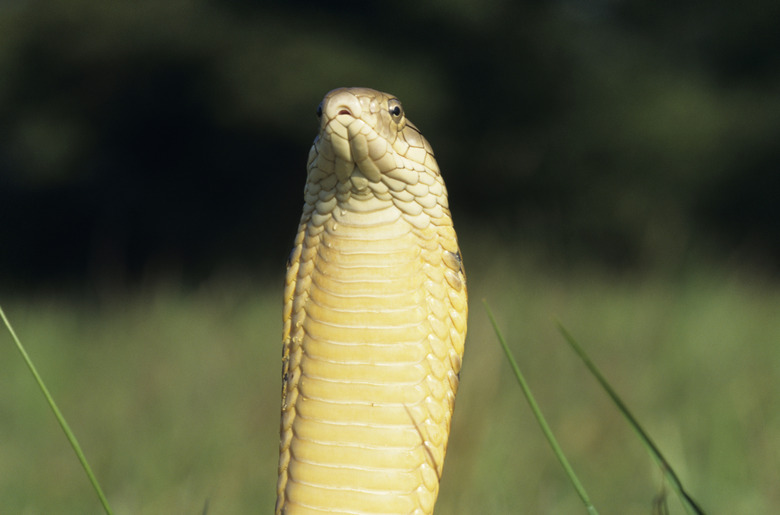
[277,88,467,515]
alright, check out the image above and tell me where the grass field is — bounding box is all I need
[2,244,778,513]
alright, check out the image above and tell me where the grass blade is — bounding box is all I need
[555,321,705,515]
[1,306,114,515]
[483,300,599,515]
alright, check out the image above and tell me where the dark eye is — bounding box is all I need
[388,99,403,121]
[316,102,323,119]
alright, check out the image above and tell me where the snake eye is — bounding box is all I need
[388,99,404,122]
[316,102,323,119]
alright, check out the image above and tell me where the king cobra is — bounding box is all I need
[276,87,468,514]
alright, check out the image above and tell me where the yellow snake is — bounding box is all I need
[276,87,468,514]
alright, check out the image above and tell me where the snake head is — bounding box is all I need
[305,87,449,229]
[309,87,439,183]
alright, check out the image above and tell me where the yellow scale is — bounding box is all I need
[277,87,467,515]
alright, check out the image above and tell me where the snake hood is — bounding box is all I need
[277,87,466,515]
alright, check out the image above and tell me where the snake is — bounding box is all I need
[276,87,468,514]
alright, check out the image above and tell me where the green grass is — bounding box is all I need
[1,306,112,514]
[2,253,779,513]
[554,321,703,514]
[484,300,598,515]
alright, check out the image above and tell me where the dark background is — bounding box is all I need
[2,0,779,292]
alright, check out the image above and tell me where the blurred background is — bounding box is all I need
[1,0,778,513]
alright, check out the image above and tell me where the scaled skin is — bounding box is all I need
[276,88,467,515]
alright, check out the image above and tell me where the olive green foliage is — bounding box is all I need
[1,0,779,289]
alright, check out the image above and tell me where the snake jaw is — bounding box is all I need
[321,120,353,182]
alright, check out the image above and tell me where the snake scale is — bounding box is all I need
[276,87,468,514]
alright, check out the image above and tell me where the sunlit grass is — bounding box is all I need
[1,306,112,514]
[0,281,281,513]
[555,322,704,514]
[484,300,599,515]
[2,252,779,513]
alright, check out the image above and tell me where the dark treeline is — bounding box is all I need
[1,1,778,290]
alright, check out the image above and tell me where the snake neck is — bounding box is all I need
[278,88,467,515]
[277,171,465,515]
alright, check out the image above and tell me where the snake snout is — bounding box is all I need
[322,88,363,121]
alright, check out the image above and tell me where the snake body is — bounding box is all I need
[276,87,467,514]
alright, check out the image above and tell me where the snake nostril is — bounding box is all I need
[338,109,351,116]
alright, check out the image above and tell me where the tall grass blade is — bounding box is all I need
[1,306,114,515]
[483,300,599,515]
[555,321,705,515]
